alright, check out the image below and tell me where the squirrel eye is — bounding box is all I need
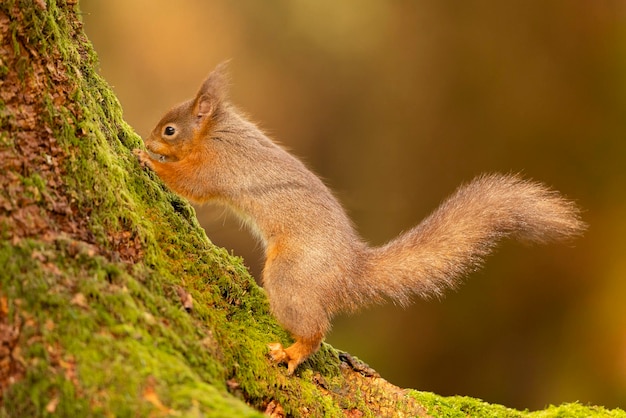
[163,126,176,137]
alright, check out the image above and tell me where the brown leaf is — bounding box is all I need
[345,409,364,418]
[45,319,55,332]
[226,378,240,391]
[58,356,79,387]
[264,400,285,418]
[142,377,174,415]
[45,395,59,413]
[70,293,88,309]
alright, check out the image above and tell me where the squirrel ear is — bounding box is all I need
[193,61,230,120]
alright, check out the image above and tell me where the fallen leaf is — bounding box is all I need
[142,376,177,415]
[345,408,364,418]
[58,356,79,386]
[226,378,240,391]
[70,293,88,309]
[45,319,55,331]
[45,395,59,413]
[264,400,285,418]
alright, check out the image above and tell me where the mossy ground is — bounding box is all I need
[411,391,626,418]
[1,1,625,417]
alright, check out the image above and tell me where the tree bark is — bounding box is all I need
[0,2,622,417]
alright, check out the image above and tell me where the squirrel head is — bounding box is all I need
[143,62,230,163]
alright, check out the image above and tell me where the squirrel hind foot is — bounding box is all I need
[267,342,293,373]
[267,335,323,375]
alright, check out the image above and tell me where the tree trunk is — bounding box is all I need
[0,1,622,417]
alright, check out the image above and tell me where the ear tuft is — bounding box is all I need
[193,60,231,120]
[202,60,231,100]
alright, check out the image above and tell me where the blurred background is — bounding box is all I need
[81,0,625,410]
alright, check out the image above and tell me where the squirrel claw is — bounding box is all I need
[268,342,287,361]
[133,149,153,169]
[267,342,297,375]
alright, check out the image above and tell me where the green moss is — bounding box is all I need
[529,404,626,417]
[411,391,626,418]
[19,173,47,203]
[1,239,264,417]
[9,21,21,58]
[411,392,524,418]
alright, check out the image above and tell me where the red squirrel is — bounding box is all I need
[134,63,585,374]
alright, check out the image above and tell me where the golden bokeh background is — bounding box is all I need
[82,0,626,410]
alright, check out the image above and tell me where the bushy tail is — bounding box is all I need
[363,173,585,305]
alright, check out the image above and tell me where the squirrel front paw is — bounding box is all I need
[133,149,154,169]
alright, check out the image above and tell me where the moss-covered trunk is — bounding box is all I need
[0,1,623,417]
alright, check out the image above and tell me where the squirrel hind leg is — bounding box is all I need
[268,333,324,375]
